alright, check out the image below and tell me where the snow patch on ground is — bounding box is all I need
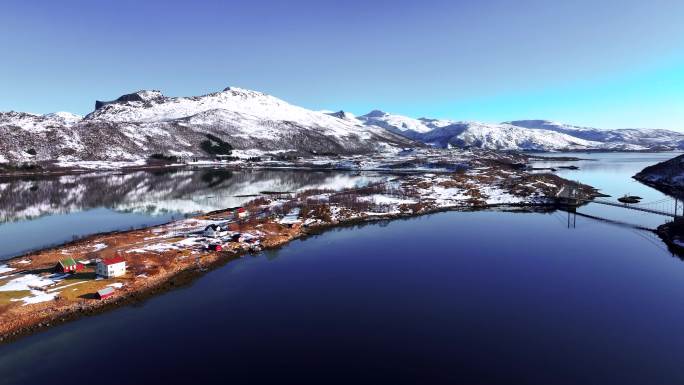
[12,290,58,305]
[358,195,417,205]
[55,160,147,170]
[90,243,108,252]
[0,274,63,292]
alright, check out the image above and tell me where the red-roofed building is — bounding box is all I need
[97,286,115,299]
[55,257,84,273]
[96,256,126,278]
[235,207,248,220]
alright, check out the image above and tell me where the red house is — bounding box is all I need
[55,257,83,273]
[208,244,223,252]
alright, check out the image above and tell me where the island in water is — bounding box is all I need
[0,149,599,341]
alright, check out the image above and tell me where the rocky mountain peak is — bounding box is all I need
[95,90,164,110]
[363,110,387,118]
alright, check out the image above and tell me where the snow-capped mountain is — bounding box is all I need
[0,87,416,163]
[354,111,599,151]
[422,121,600,151]
[2,87,683,165]
[506,120,684,151]
[354,111,684,151]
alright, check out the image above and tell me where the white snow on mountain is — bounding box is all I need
[0,111,82,133]
[2,86,684,165]
[90,87,355,131]
[86,87,411,145]
[506,120,684,150]
[0,87,415,163]
[357,110,453,136]
[441,121,600,151]
[354,112,684,152]
[352,112,601,151]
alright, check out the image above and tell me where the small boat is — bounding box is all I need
[618,195,642,204]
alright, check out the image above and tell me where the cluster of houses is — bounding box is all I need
[55,256,126,278]
[202,224,259,250]
[45,205,303,301]
[55,256,127,299]
[200,206,303,252]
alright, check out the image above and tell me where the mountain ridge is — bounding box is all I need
[0,87,417,163]
[1,87,683,164]
[353,112,684,151]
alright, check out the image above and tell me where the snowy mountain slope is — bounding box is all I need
[0,88,416,163]
[353,112,602,151]
[356,110,454,139]
[354,111,684,151]
[424,122,601,151]
[0,111,82,132]
[507,120,684,150]
[2,87,683,164]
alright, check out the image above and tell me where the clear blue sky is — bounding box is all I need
[1,0,683,129]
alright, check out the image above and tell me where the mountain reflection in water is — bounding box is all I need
[0,169,385,259]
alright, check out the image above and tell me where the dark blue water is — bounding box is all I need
[0,208,177,259]
[2,210,683,385]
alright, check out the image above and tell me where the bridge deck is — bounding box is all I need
[587,199,677,218]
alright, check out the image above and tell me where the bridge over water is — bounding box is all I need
[556,184,683,220]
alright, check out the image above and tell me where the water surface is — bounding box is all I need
[0,210,682,384]
[1,153,684,384]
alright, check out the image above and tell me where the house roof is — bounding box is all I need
[98,287,115,296]
[59,257,78,268]
[101,256,125,266]
[205,224,221,231]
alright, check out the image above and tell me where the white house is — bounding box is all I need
[278,208,301,227]
[96,256,126,278]
[203,224,227,238]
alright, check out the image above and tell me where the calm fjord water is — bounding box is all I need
[1,210,683,384]
[1,152,684,384]
[0,169,384,259]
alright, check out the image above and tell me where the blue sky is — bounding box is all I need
[1,0,683,129]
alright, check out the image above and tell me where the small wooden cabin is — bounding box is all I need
[97,287,115,299]
[55,257,83,273]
